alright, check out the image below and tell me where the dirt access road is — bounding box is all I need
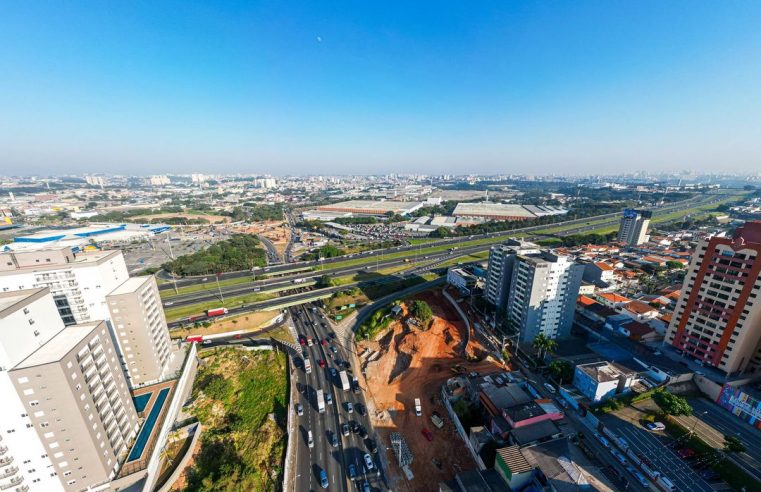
[356,290,504,491]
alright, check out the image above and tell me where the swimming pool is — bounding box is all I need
[133,393,152,413]
[127,387,170,462]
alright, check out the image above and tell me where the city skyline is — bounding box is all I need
[2,2,761,175]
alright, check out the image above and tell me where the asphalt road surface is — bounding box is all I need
[291,304,384,492]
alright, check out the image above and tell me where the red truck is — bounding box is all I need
[186,335,204,343]
[206,307,228,317]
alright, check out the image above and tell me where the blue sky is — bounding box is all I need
[1,1,760,175]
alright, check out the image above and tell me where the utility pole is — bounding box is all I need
[215,272,224,302]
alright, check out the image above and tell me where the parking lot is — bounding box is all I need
[120,231,226,274]
[601,410,720,492]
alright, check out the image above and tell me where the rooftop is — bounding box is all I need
[577,361,637,382]
[14,321,102,368]
[109,276,151,296]
[496,445,533,475]
[453,202,536,218]
[0,287,48,317]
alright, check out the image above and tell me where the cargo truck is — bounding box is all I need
[186,335,204,343]
[316,389,325,413]
[206,307,228,317]
[304,358,312,374]
[415,398,422,417]
[430,412,444,429]
[339,370,350,392]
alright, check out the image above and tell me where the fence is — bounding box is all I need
[440,386,486,470]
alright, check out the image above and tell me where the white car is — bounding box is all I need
[363,453,374,470]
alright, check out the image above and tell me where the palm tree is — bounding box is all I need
[533,334,558,361]
[533,334,549,361]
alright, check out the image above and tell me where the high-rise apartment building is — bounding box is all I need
[107,277,173,388]
[666,221,761,375]
[485,239,540,311]
[0,288,139,491]
[85,175,106,187]
[506,251,584,342]
[617,209,652,246]
[0,248,129,326]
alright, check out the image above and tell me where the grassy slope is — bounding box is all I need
[186,349,287,491]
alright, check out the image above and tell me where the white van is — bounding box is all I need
[307,431,314,448]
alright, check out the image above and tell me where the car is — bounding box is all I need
[677,447,696,459]
[421,428,434,441]
[350,420,360,434]
[365,439,379,458]
[645,421,666,431]
[296,403,303,416]
[320,469,329,489]
[329,367,337,377]
[355,402,365,415]
[363,453,374,470]
[330,345,338,353]
[330,433,338,447]
[322,339,328,346]
[359,425,368,438]
[361,481,370,492]
[596,434,610,448]
[612,450,627,465]
[543,382,556,394]
[299,336,306,346]
[296,382,303,393]
[700,470,721,481]
[348,464,357,479]
[341,423,350,436]
[319,359,325,368]
[346,402,353,413]
[326,393,333,405]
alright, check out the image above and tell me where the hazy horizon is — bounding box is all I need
[2,2,761,176]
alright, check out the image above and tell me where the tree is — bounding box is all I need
[548,360,574,384]
[430,226,450,238]
[652,388,692,416]
[532,334,558,361]
[316,275,335,288]
[665,260,685,270]
[409,300,433,324]
[723,435,746,453]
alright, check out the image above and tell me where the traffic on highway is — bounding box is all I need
[291,303,383,491]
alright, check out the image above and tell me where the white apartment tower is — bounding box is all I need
[0,288,139,491]
[485,239,541,311]
[107,277,173,388]
[617,209,652,246]
[0,248,129,326]
[505,251,584,342]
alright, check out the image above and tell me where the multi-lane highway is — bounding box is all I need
[159,192,730,291]
[291,304,383,491]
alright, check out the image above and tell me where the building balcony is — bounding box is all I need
[0,446,7,456]
[0,467,17,480]
[0,476,23,490]
[0,456,13,467]
[14,485,29,492]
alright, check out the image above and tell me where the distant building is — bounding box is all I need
[85,175,107,187]
[505,250,584,342]
[191,173,207,184]
[147,175,170,186]
[617,209,651,246]
[253,177,277,189]
[666,221,761,375]
[317,200,423,216]
[572,361,637,402]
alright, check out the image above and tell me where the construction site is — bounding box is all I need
[355,289,504,490]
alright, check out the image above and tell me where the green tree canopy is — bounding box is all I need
[548,360,574,384]
[409,300,433,323]
[652,388,692,416]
